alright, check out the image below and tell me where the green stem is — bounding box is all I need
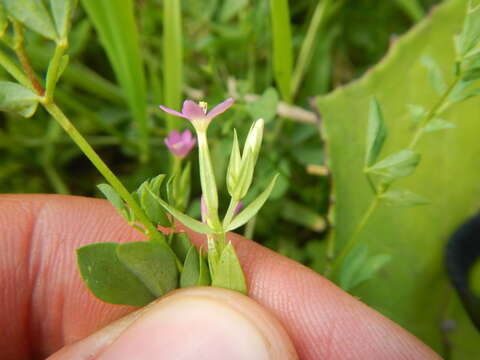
[0,47,31,89]
[330,196,380,277]
[197,130,221,231]
[408,72,461,150]
[45,40,67,102]
[291,0,332,97]
[244,216,257,239]
[42,101,160,238]
[42,120,70,194]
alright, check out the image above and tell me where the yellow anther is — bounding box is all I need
[199,101,208,114]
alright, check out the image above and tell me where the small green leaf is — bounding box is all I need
[0,81,39,118]
[139,182,170,227]
[212,242,247,294]
[56,54,69,82]
[463,65,480,82]
[365,97,387,167]
[379,189,430,207]
[406,104,427,123]
[421,56,447,95]
[246,87,279,123]
[147,188,214,234]
[4,0,58,39]
[50,0,75,39]
[97,183,129,220]
[150,174,166,195]
[77,242,155,306]
[366,150,421,185]
[226,174,279,232]
[424,118,456,133]
[339,244,391,292]
[180,245,211,287]
[116,240,178,297]
[171,232,192,262]
[458,0,480,56]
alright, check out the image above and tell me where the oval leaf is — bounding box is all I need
[116,241,178,297]
[0,81,39,118]
[77,242,155,306]
[365,97,388,166]
[4,0,58,39]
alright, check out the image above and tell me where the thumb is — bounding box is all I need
[48,287,298,360]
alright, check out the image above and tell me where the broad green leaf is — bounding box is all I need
[379,189,430,207]
[139,182,170,227]
[77,242,155,306]
[421,55,447,94]
[366,150,420,184]
[226,174,279,232]
[81,0,149,160]
[97,183,128,219]
[0,81,39,118]
[269,0,293,101]
[424,118,456,132]
[365,97,387,167]
[3,0,58,39]
[171,232,192,263]
[147,188,214,235]
[211,243,247,294]
[116,241,178,297]
[50,0,75,39]
[180,245,211,287]
[316,0,480,355]
[247,87,279,123]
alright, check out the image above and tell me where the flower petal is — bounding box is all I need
[181,129,193,141]
[206,98,234,120]
[159,105,189,119]
[182,100,206,119]
[168,130,182,142]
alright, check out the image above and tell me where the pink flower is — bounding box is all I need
[159,98,234,130]
[164,129,196,158]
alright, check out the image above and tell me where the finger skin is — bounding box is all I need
[0,194,440,359]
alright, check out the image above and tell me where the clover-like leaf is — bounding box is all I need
[50,0,75,39]
[116,240,178,297]
[171,232,192,263]
[0,81,40,118]
[77,242,155,306]
[97,183,129,220]
[4,0,58,39]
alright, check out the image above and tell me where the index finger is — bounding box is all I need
[0,194,439,359]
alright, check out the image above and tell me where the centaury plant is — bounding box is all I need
[0,1,277,305]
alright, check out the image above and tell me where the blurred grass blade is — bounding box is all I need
[395,0,424,22]
[163,0,183,131]
[291,0,334,97]
[269,0,293,102]
[81,0,149,161]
